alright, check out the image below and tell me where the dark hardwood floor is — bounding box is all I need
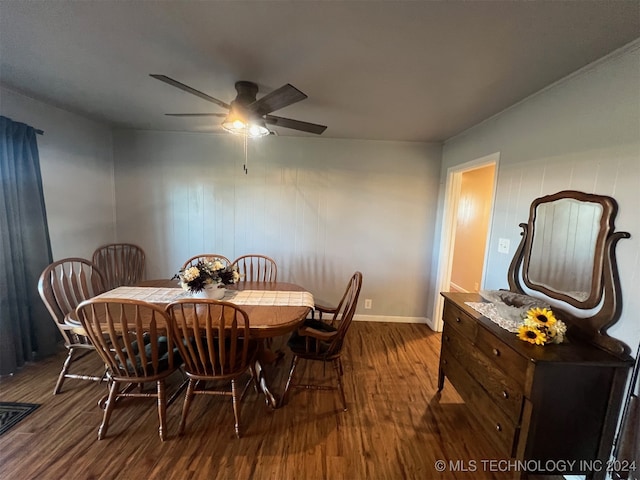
[0,322,563,479]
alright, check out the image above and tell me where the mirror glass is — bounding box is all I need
[527,198,603,303]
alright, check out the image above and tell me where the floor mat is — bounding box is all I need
[0,402,40,436]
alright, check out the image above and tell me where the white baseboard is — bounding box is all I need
[354,314,430,325]
[425,316,440,332]
[449,281,469,293]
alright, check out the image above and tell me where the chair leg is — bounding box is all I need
[231,379,241,438]
[157,379,167,441]
[333,359,347,411]
[281,355,299,407]
[249,364,260,394]
[178,379,196,436]
[98,380,119,440]
[240,371,256,402]
[53,347,75,394]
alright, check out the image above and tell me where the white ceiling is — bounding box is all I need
[1,1,638,143]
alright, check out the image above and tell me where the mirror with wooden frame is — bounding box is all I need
[508,190,631,355]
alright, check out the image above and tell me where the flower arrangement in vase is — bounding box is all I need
[174,260,240,298]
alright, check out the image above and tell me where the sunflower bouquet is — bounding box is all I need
[517,307,567,346]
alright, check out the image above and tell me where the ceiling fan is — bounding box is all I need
[150,74,327,138]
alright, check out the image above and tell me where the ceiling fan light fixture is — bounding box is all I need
[231,119,246,130]
[221,108,245,134]
[248,121,270,138]
[221,110,269,138]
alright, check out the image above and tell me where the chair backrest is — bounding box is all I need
[166,299,254,379]
[92,243,145,290]
[325,271,363,356]
[181,254,231,270]
[75,298,180,381]
[38,258,107,327]
[231,254,277,283]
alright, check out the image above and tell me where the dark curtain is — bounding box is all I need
[0,115,56,375]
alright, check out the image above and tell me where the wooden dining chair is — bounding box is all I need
[75,298,183,441]
[92,243,146,290]
[181,254,231,270]
[38,258,107,395]
[282,271,363,411]
[166,299,259,438]
[231,254,277,283]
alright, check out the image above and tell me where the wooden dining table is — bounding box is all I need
[66,279,313,408]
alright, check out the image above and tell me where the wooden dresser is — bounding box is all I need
[438,292,631,478]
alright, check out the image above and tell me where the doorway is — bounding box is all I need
[431,153,499,331]
[449,164,495,293]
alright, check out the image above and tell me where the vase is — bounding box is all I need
[192,284,225,300]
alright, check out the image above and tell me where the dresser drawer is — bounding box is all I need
[439,292,630,479]
[476,326,529,387]
[443,301,477,342]
[442,324,524,423]
[441,347,518,456]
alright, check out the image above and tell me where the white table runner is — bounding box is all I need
[94,286,189,303]
[93,286,314,308]
[225,290,314,308]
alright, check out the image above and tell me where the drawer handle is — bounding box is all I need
[502,390,509,399]
[495,423,502,432]
[444,335,449,342]
[442,359,447,365]
[492,348,501,357]
[455,317,461,323]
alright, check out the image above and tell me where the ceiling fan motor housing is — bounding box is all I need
[234,81,259,106]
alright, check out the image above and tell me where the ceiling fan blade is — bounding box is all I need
[150,74,230,110]
[265,115,327,135]
[165,113,227,117]
[249,84,307,116]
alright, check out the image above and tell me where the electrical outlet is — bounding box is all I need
[498,238,510,254]
[364,299,372,309]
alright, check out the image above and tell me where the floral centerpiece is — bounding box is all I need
[175,260,240,293]
[517,307,567,346]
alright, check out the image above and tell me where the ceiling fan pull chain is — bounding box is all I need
[243,133,249,175]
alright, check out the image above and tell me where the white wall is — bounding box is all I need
[112,130,442,320]
[0,86,116,259]
[441,42,640,352]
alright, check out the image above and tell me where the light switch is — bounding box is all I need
[498,238,510,254]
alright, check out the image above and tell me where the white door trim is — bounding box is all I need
[430,152,500,332]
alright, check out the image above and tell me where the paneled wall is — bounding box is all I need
[441,42,640,350]
[0,86,116,259]
[113,132,442,320]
